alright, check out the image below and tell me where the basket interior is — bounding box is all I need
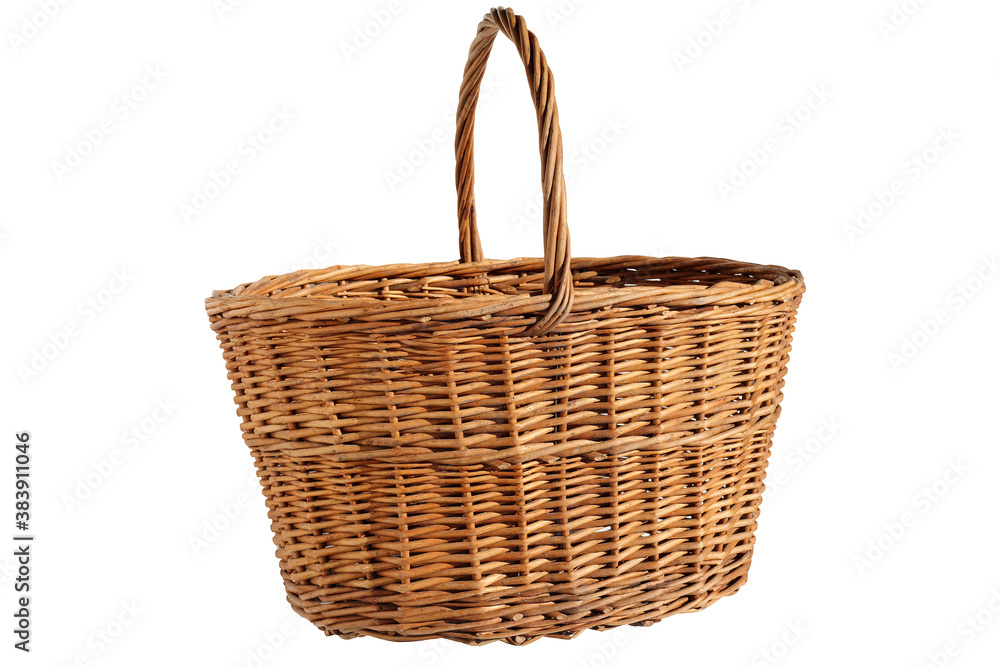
[233,256,801,303]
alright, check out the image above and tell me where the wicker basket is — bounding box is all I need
[206,6,805,646]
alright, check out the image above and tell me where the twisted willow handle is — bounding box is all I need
[455,6,573,335]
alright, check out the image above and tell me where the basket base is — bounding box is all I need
[284,547,754,646]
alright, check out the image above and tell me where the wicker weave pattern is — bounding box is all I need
[206,7,805,646]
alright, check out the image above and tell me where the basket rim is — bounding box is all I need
[206,255,805,322]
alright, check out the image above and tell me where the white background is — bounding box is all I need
[2,1,999,665]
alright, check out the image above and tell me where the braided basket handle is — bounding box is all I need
[455,7,573,335]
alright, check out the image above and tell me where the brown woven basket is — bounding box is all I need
[206,7,805,646]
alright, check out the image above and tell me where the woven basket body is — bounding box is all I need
[206,8,804,646]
